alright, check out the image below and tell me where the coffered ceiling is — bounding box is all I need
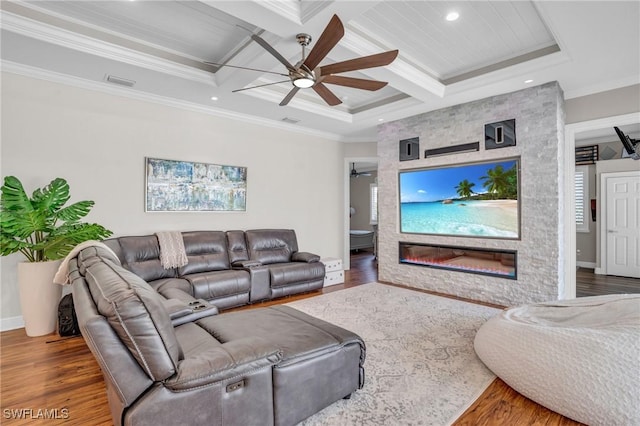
[1,1,638,141]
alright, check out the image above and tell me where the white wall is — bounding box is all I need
[566,84,640,124]
[1,72,344,327]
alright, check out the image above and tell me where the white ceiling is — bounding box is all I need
[1,1,638,142]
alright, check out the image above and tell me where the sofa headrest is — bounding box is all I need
[245,229,299,265]
[226,230,249,263]
[179,231,230,275]
[117,235,177,282]
[77,248,182,382]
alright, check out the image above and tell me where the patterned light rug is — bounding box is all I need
[286,282,501,426]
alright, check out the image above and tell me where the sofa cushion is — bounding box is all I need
[226,230,249,264]
[149,277,192,296]
[118,235,177,282]
[179,231,230,275]
[78,246,181,382]
[197,306,364,362]
[185,269,251,300]
[245,229,299,265]
[269,262,325,288]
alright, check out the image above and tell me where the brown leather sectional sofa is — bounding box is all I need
[69,231,365,426]
[104,229,325,310]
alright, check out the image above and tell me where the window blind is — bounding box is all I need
[575,166,589,232]
[370,184,378,225]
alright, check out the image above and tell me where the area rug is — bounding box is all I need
[285,282,501,425]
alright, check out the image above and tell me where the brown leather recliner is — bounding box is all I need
[70,246,365,426]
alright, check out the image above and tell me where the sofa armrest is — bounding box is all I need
[161,298,219,327]
[232,259,262,268]
[291,252,320,263]
[166,337,282,391]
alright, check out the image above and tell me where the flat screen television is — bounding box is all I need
[399,158,520,239]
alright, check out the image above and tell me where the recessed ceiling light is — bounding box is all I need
[524,79,534,84]
[446,11,459,21]
[210,96,218,101]
[378,118,384,122]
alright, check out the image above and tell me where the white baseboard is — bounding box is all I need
[577,261,596,269]
[1,315,24,332]
[594,267,604,275]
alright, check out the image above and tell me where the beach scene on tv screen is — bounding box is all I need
[400,159,519,238]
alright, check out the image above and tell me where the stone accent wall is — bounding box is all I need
[377,82,565,306]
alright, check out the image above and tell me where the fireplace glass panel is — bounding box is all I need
[399,242,517,279]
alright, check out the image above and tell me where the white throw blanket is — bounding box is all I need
[53,240,119,285]
[156,231,188,269]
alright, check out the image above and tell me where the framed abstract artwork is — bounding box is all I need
[145,157,247,212]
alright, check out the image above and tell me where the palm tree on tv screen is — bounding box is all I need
[480,164,517,199]
[455,179,475,199]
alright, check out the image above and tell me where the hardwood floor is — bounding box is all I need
[576,267,640,296]
[1,253,635,425]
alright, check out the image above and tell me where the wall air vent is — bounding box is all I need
[281,117,300,124]
[105,75,136,87]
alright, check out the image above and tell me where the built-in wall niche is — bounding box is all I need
[399,242,517,279]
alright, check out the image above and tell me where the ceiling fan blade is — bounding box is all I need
[279,87,300,106]
[250,34,296,71]
[204,62,289,77]
[302,14,344,71]
[312,83,342,106]
[319,50,399,76]
[232,80,291,93]
[322,75,388,91]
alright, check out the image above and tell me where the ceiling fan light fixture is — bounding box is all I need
[290,67,316,88]
[292,76,315,88]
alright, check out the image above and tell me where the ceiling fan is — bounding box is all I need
[206,15,398,107]
[350,163,372,178]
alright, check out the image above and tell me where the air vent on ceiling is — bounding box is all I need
[105,74,136,87]
[281,117,300,124]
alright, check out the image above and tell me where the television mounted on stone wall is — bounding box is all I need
[399,158,520,239]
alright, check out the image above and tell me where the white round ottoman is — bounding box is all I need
[474,294,640,425]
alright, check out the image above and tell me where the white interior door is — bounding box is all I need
[605,173,640,278]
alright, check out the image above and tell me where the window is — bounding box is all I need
[370,183,378,225]
[575,166,589,232]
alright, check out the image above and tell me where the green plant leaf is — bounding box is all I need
[0,233,33,258]
[31,178,70,215]
[0,209,48,240]
[1,176,112,262]
[43,223,113,259]
[56,200,95,223]
[0,176,33,213]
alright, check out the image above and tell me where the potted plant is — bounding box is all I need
[0,176,112,336]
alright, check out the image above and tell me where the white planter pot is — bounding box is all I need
[18,260,63,337]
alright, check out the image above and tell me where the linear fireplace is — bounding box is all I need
[399,242,517,279]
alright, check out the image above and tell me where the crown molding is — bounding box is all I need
[1,61,347,142]
[1,9,216,87]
